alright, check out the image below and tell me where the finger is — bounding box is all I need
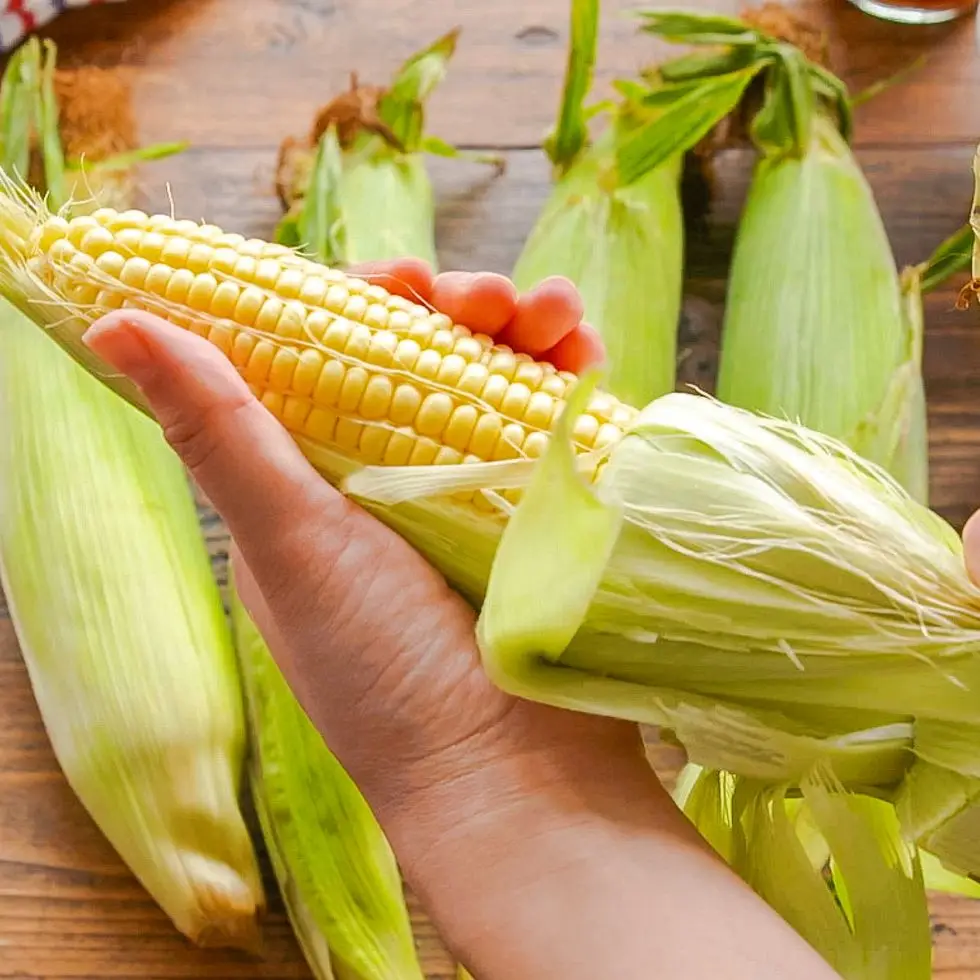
[346,257,435,305]
[964,510,980,586]
[543,323,607,374]
[496,275,584,357]
[82,309,344,566]
[430,271,518,337]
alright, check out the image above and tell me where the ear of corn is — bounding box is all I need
[274,30,497,268]
[716,111,926,500]
[0,40,263,947]
[230,586,423,980]
[619,9,937,505]
[511,0,682,407]
[4,189,980,971]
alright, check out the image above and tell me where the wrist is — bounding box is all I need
[371,702,708,973]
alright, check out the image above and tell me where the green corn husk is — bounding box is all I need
[672,763,931,979]
[274,29,499,266]
[613,9,974,507]
[511,0,683,407]
[230,588,422,980]
[0,41,263,946]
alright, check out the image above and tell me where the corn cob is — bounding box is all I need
[0,41,263,947]
[2,200,638,504]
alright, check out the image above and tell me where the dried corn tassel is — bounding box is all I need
[512,0,682,407]
[0,40,263,947]
[275,29,499,267]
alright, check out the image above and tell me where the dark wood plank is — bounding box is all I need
[2,0,980,976]
[32,0,980,150]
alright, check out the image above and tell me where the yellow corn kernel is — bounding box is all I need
[358,424,393,464]
[338,367,369,414]
[416,393,454,439]
[383,430,416,466]
[390,384,423,427]
[444,406,479,452]
[269,348,300,392]
[335,417,364,452]
[293,349,326,398]
[282,395,312,432]
[305,407,338,444]
[360,376,394,421]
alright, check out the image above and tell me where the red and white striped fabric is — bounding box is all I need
[0,0,126,53]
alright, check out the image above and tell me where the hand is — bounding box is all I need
[82,265,837,980]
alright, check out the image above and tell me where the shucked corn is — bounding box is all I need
[26,206,639,493]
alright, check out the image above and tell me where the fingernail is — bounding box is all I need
[82,316,154,381]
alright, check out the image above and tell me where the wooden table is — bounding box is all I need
[2,0,980,975]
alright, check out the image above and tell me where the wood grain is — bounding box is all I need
[1,0,980,977]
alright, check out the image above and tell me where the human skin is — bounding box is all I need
[83,263,843,980]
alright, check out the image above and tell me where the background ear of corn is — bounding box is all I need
[274,30,497,268]
[512,0,683,408]
[0,37,264,949]
[231,587,424,980]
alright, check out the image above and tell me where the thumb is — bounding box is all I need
[81,309,361,590]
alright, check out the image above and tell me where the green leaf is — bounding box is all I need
[273,209,302,248]
[297,126,348,264]
[657,46,759,83]
[0,38,42,179]
[750,45,814,157]
[809,63,853,142]
[803,772,932,979]
[379,28,459,153]
[544,0,599,173]
[70,141,189,175]
[38,40,67,211]
[615,64,765,186]
[612,78,649,102]
[920,849,980,898]
[919,224,973,294]
[420,134,505,172]
[635,9,761,45]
